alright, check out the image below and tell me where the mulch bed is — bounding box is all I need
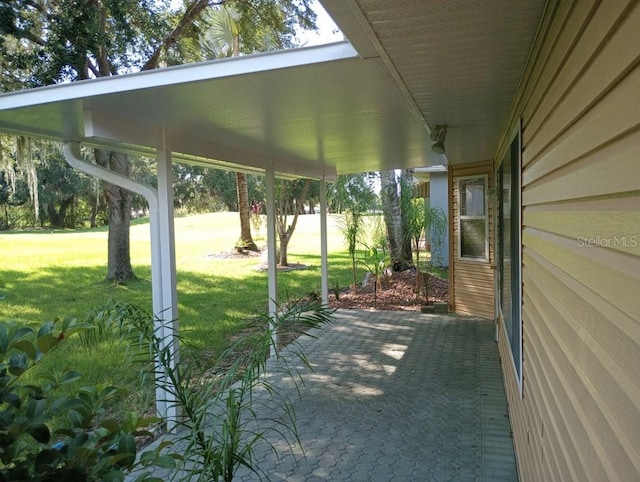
[209,248,449,311]
[208,248,263,259]
[208,248,310,272]
[329,269,448,311]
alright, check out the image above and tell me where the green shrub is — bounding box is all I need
[0,318,172,481]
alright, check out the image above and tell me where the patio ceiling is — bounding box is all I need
[0,1,546,178]
[322,0,547,166]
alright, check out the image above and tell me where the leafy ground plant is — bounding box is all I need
[359,244,388,309]
[357,214,389,309]
[0,318,173,481]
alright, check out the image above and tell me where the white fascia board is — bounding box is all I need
[320,0,380,59]
[0,41,358,111]
[321,0,431,137]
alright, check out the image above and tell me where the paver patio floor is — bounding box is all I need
[137,310,517,481]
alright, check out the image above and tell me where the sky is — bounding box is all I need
[294,1,344,47]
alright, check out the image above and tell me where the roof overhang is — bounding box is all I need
[322,0,546,165]
[413,164,448,182]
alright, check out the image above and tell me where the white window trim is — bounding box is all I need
[457,174,489,262]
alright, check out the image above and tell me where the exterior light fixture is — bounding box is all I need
[430,125,447,154]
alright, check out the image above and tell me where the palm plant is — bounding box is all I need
[198,7,282,253]
[86,298,334,481]
[357,214,388,308]
[405,198,426,294]
[421,205,448,304]
[404,196,448,303]
[359,244,388,309]
[338,209,363,293]
[424,205,448,267]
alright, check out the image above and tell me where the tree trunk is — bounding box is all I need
[95,149,135,282]
[88,1,213,282]
[276,179,311,266]
[380,170,402,257]
[90,196,98,228]
[89,181,103,228]
[47,195,74,228]
[47,203,61,228]
[278,232,290,266]
[236,172,258,251]
[59,194,74,228]
[399,169,414,262]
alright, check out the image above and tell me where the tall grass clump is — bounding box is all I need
[338,209,363,293]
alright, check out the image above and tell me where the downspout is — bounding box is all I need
[63,142,159,208]
[62,141,177,429]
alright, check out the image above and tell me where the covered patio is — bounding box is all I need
[134,310,516,481]
[0,2,544,478]
[0,0,545,407]
[3,0,637,479]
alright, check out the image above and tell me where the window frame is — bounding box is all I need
[496,122,523,395]
[457,174,489,262]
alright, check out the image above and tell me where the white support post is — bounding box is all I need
[265,167,278,356]
[156,135,180,430]
[319,175,329,306]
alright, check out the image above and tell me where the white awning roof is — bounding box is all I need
[0,42,439,178]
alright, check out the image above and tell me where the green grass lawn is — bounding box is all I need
[0,212,354,418]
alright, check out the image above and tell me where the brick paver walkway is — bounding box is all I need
[134,310,517,481]
[239,311,517,482]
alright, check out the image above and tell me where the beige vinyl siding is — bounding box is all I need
[449,161,494,319]
[496,0,640,480]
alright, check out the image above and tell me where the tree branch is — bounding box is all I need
[96,8,111,76]
[23,0,44,12]
[87,58,100,78]
[142,0,222,71]
[286,179,311,235]
[10,27,46,47]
